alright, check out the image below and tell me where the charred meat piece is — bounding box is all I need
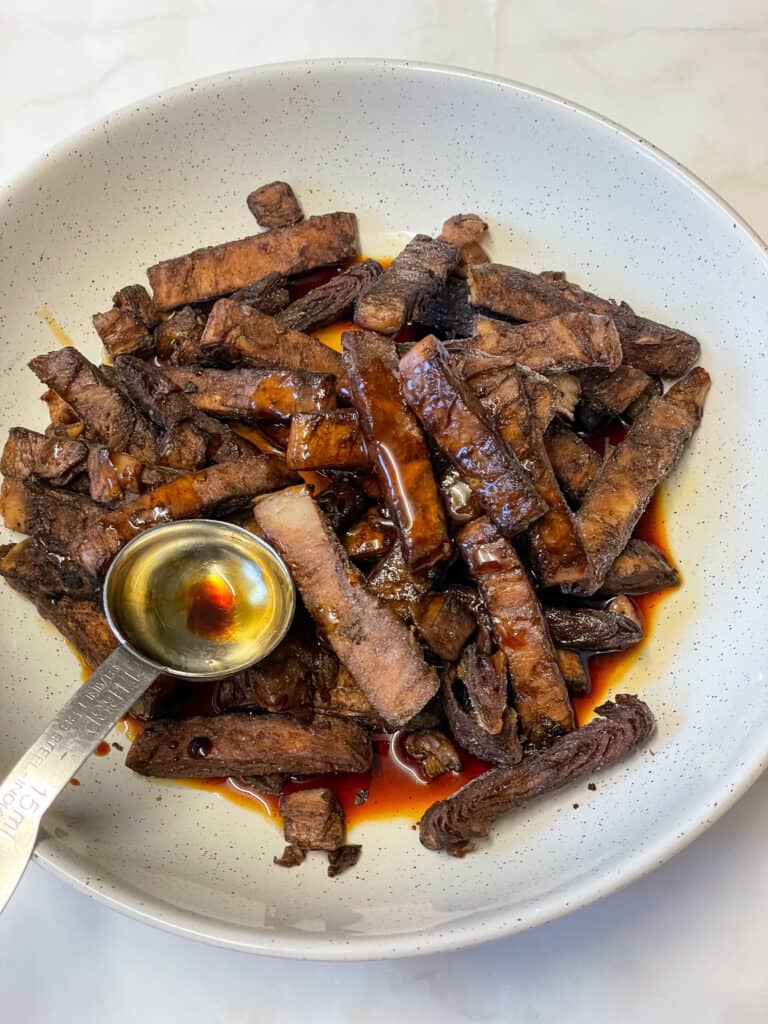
[115,356,254,466]
[467,263,700,378]
[419,694,655,853]
[366,541,437,620]
[253,488,440,728]
[442,653,522,766]
[280,788,345,851]
[247,181,304,229]
[600,538,679,596]
[458,517,574,746]
[439,214,489,278]
[327,845,361,877]
[153,306,207,365]
[463,361,592,589]
[92,284,160,358]
[576,366,656,432]
[343,507,397,562]
[468,312,622,375]
[313,475,368,532]
[440,466,484,525]
[1,479,101,550]
[0,538,95,601]
[411,588,477,662]
[274,844,306,868]
[164,366,336,424]
[126,712,372,778]
[456,644,508,735]
[343,330,450,569]
[72,455,296,576]
[354,234,459,335]
[414,276,475,338]
[286,411,371,471]
[555,648,591,697]
[147,212,359,310]
[399,335,547,536]
[1,427,87,486]
[544,425,602,504]
[230,271,291,315]
[404,730,462,779]
[574,368,710,592]
[200,299,345,383]
[277,260,383,333]
[29,348,158,462]
[544,596,644,652]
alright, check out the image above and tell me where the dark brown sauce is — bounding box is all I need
[93,740,111,757]
[185,574,236,640]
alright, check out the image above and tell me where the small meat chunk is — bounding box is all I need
[1,479,101,550]
[247,181,304,229]
[354,234,459,334]
[399,335,547,536]
[343,330,450,569]
[577,366,656,432]
[92,284,160,358]
[468,312,622,374]
[327,845,362,877]
[253,488,440,728]
[544,426,602,504]
[153,306,207,365]
[314,475,368,531]
[0,537,95,602]
[1,427,87,486]
[414,277,475,338]
[600,538,679,596]
[411,589,477,662]
[439,214,490,278]
[442,648,522,765]
[404,730,462,779]
[419,694,655,853]
[274,845,306,868]
[229,271,291,315]
[286,411,371,471]
[343,507,397,562]
[544,596,644,652]
[147,212,358,310]
[555,648,591,697]
[280,788,345,851]
[126,713,372,778]
[277,260,383,333]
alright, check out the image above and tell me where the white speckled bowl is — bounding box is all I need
[1,60,767,959]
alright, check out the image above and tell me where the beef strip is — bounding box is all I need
[29,348,159,462]
[404,730,462,779]
[419,694,655,854]
[354,234,459,334]
[72,455,297,576]
[574,367,710,593]
[518,367,558,432]
[576,366,656,432]
[313,475,368,531]
[229,271,291,314]
[252,488,440,728]
[555,648,591,697]
[399,335,547,536]
[246,181,304,229]
[114,356,253,467]
[544,596,644,652]
[343,330,451,569]
[458,517,574,746]
[1,427,87,486]
[624,376,663,422]
[280,788,344,851]
[442,653,522,766]
[462,360,592,589]
[327,845,361,877]
[438,214,489,278]
[153,306,207,365]
[199,299,345,383]
[467,312,622,375]
[1,479,101,550]
[277,260,383,333]
[0,538,95,601]
[456,644,508,735]
[414,277,475,338]
[544,425,602,504]
[126,713,372,778]
[411,588,477,662]
[92,284,160,358]
[164,366,336,424]
[147,212,358,310]
[343,507,397,562]
[286,411,371,471]
[599,538,679,596]
[467,263,700,378]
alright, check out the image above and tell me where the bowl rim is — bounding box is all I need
[5,57,768,960]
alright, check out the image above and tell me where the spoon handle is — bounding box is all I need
[0,646,157,912]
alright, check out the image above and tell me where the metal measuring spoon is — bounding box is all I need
[0,519,295,912]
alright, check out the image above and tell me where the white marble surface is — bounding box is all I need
[0,2,766,1020]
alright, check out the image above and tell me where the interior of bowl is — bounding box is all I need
[1,60,767,959]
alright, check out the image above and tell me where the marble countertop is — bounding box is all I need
[1,2,766,1021]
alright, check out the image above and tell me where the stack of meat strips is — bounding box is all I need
[0,182,709,870]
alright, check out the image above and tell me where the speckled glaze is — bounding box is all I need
[0,60,766,960]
